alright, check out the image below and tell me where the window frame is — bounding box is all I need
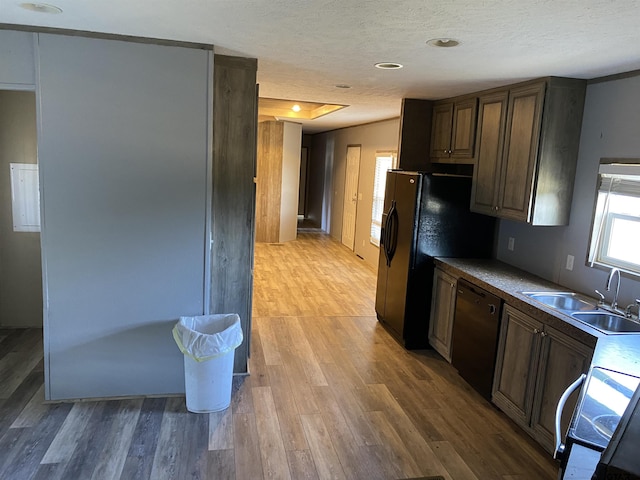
[588,159,640,277]
[370,151,397,247]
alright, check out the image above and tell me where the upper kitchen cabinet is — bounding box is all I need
[471,77,586,225]
[470,91,509,215]
[430,97,478,163]
[397,98,434,171]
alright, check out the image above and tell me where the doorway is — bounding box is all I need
[0,90,42,329]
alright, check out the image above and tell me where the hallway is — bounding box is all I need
[246,231,557,479]
[0,232,558,479]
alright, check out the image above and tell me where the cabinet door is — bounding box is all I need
[471,91,508,215]
[428,269,457,362]
[531,326,593,453]
[450,98,477,160]
[430,103,453,160]
[497,82,545,222]
[492,305,543,429]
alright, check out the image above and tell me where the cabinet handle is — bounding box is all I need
[541,332,547,337]
[494,206,499,211]
[533,328,540,334]
[444,149,448,153]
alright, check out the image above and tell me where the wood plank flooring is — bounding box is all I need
[0,231,559,479]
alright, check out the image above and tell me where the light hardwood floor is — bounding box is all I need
[0,231,558,479]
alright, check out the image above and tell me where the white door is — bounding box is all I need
[341,145,361,250]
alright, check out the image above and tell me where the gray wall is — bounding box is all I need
[0,30,36,87]
[497,74,640,308]
[37,34,210,400]
[311,119,401,267]
[0,90,42,327]
[307,135,329,228]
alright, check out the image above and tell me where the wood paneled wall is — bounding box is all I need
[211,54,258,374]
[255,121,284,243]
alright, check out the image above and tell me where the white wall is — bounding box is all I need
[312,118,400,268]
[280,122,302,242]
[497,74,640,308]
[37,34,210,400]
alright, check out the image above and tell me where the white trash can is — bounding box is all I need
[172,313,243,413]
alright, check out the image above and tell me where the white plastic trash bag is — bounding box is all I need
[173,313,243,362]
[173,313,243,413]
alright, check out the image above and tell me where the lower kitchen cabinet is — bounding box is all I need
[493,305,593,454]
[428,268,457,362]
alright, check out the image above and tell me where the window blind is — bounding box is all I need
[589,162,640,272]
[370,154,394,245]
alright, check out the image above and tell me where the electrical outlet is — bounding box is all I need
[508,237,515,251]
[566,254,575,271]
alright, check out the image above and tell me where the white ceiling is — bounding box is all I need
[3,0,640,133]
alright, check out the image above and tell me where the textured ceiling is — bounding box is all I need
[2,0,640,133]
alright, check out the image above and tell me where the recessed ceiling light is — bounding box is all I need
[374,62,403,70]
[427,38,460,48]
[335,84,351,89]
[19,2,62,13]
[259,98,348,121]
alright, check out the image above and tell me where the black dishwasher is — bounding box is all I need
[451,279,503,400]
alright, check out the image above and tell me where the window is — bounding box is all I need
[370,152,396,246]
[588,162,640,275]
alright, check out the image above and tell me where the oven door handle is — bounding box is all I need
[554,373,586,461]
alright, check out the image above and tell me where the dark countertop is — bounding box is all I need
[434,257,600,347]
[435,257,640,480]
[434,257,640,367]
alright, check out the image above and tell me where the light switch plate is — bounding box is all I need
[566,254,575,271]
[508,237,515,251]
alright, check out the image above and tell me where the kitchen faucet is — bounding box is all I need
[625,299,640,319]
[606,267,621,310]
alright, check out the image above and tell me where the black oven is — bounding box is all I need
[555,367,640,480]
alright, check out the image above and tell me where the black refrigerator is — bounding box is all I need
[375,170,496,349]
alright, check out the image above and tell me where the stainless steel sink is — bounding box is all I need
[571,311,640,333]
[523,292,597,312]
[521,290,640,334]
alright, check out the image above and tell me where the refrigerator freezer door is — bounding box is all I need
[375,171,397,320]
[375,171,421,341]
[375,171,496,350]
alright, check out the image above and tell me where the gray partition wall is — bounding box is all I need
[0,30,36,88]
[37,34,211,400]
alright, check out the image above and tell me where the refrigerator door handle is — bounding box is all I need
[387,201,398,265]
[380,212,390,265]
